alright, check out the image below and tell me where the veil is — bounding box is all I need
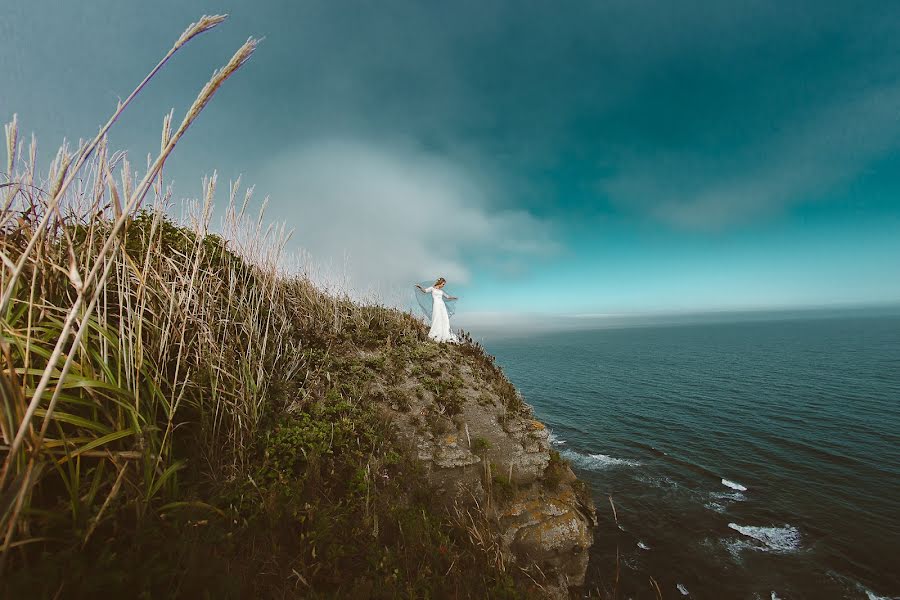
[414,280,457,319]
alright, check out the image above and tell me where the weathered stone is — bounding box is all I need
[433,443,481,468]
[498,488,593,595]
[511,509,591,589]
[501,416,525,433]
[522,437,542,453]
[378,347,596,598]
[528,427,550,441]
[510,447,549,484]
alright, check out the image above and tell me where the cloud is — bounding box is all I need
[258,139,558,302]
[600,81,900,229]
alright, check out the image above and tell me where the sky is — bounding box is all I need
[2,1,900,327]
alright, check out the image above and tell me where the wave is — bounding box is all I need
[705,488,747,512]
[722,478,747,491]
[856,580,898,600]
[676,583,689,596]
[711,490,746,503]
[825,569,899,600]
[560,449,641,471]
[548,432,566,446]
[636,474,681,491]
[727,523,802,553]
[637,541,650,550]
[722,538,756,562]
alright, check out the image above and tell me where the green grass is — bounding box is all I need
[0,14,539,599]
[471,436,492,455]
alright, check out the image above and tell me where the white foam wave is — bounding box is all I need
[635,474,680,490]
[705,489,746,512]
[722,478,747,492]
[864,590,894,600]
[722,538,755,562]
[727,523,802,553]
[711,490,746,502]
[826,570,898,600]
[548,432,566,446]
[561,449,641,471]
[677,583,689,595]
[637,541,650,550]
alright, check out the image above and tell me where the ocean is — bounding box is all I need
[482,312,900,600]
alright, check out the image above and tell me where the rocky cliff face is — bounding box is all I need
[375,341,597,598]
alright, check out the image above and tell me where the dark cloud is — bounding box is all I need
[4,1,900,292]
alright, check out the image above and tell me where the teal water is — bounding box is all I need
[483,313,900,600]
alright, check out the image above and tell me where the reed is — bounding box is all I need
[0,15,521,598]
[0,12,279,566]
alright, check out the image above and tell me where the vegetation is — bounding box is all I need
[489,463,517,503]
[471,436,492,456]
[0,15,538,599]
[543,449,568,491]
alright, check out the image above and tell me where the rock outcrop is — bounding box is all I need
[381,345,597,598]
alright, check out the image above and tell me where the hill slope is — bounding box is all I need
[1,207,595,598]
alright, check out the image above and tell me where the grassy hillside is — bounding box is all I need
[1,202,531,597]
[0,16,551,598]
[0,16,604,599]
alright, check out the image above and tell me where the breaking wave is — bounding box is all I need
[560,449,641,471]
[727,523,802,553]
[721,478,747,491]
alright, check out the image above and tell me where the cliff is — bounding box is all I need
[375,340,597,596]
[282,330,599,598]
[2,209,596,598]
[1,19,595,597]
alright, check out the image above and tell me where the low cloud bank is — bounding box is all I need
[260,139,558,305]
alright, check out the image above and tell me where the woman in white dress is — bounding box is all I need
[415,277,459,343]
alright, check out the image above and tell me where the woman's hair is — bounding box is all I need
[434,277,446,286]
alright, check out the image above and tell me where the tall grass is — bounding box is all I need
[0,15,560,598]
[0,10,468,589]
[0,14,295,567]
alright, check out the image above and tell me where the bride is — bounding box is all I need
[415,277,459,343]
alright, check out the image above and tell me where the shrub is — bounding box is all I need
[543,449,569,491]
[471,437,492,455]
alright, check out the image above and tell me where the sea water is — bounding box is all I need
[482,312,900,599]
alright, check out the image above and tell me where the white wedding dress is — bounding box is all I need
[424,286,458,343]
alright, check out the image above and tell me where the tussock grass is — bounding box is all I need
[0,15,527,599]
[1,16,264,558]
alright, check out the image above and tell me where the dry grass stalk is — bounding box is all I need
[0,16,261,567]
[0,14,228,316]
[1,35,258,481]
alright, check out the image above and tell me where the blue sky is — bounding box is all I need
[2,1,900,321]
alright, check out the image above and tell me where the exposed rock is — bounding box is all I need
[501,488,593,592]
[382,348,597,598]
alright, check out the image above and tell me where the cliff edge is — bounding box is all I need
[4,212,596,598]
[364,337,597,597]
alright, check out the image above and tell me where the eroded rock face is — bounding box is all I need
[384,350,597,599]
[501,488,594,593]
